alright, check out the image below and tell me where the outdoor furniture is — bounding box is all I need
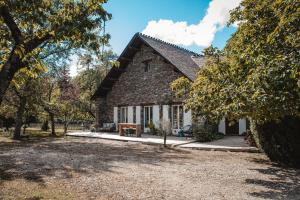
[98,123,116,132]
[119,123,141,137]
[178,125,193,138]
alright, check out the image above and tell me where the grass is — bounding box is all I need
[0,127,68,139]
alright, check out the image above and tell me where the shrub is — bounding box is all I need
[193,123,223,142]
[148,121,157,135]
[156,119,172,136]
[251,116,300,168]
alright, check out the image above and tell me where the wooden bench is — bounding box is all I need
[118,123,141,137]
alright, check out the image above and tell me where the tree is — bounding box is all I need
[0,0,111,104]
[172,0,300,167]
[73,49,118,119]
[1,77,43,139]
[57,66,81,134]
[39,76,61,136]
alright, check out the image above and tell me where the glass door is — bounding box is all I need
[172,105,183,130]
[144,106,153,131]
[120,107,128,123]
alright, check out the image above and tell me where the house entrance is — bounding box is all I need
[144,106,153,132]
[225,119,239,135]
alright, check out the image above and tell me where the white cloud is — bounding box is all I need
[142,0,241,47]
[69,56,79,77]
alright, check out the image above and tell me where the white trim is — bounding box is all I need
[218,118,226,134]
[153,105,160,128]
[183,109,192,126]
[113,107,118,130]
[128,106,133,123]
[239,118,247,135]
[162,105,169,122]
[136,106,141,124]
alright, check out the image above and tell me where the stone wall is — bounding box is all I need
[96,44,184,125]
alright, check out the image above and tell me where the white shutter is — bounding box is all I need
[136,106,141,124]
[183,109,192,126]
[128,106,133,123]
[113,107,118,130]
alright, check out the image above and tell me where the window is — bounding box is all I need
[172,105,183,129]
[120,107,128,123]
[143,60,151,72]
[144,106,153,128]
[133,106,136,123]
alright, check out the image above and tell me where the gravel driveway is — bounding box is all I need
[0,137,299,200]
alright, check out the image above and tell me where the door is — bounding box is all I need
[120,107,128,123]
[225,119,239,135]
[172,105,183,134]
[144,106,153,132]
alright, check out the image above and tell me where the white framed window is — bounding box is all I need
[144,106,153,128]
[172,105,183,129]
[120,107,128,123]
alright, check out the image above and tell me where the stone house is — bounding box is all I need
[92,33,247,135]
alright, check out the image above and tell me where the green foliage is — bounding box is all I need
[148,121,156,135]
[0,0,111,104]
[251,116,300,168]
[171,0,300,167]
[172,0,300,123]
[73,50,118,119]
[193,123,223,142]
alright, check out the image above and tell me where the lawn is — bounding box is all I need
[0,135,299,200]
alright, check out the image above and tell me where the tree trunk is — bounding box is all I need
[41,120,49,131]
[163,131,167,147]
[13,98,26,139]
[49,112,56,136]
[0,59,20,105]
[64,122,68,135]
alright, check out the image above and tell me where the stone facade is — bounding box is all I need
[96,44,184,126]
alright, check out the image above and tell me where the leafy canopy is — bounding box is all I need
[0,0,110,103]
[172,0,300,122]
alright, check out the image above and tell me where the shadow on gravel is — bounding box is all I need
[0,137,190,185]
[247,158,300,199]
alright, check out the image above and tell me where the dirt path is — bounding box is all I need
[0,137,299,200]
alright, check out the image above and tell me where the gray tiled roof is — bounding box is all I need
[139,33,205,80]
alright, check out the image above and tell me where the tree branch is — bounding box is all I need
[0,5,23,44]
[24,33,52,53]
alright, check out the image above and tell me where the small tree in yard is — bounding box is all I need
[58,67,80,134]
[172,0,300,167]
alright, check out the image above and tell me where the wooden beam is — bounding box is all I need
[107,77,118,81]
[116,68,126,72]
[120,57,131,61]
[128,46,139,51]
[100,86,111,90]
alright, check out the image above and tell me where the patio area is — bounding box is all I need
[66,131,259,152]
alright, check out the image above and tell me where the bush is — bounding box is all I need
[251,116,300,168]
[156,119,172,136]
[193,123,224,142]
[148,121,157,135]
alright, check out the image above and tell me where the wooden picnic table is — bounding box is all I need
[118,123,142,137]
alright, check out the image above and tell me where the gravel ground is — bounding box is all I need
[0,137,299,200]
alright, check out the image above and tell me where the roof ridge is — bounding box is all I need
[139,32,202,56]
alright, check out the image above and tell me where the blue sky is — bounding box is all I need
[70,0,241,76]
[103,0,239,55]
